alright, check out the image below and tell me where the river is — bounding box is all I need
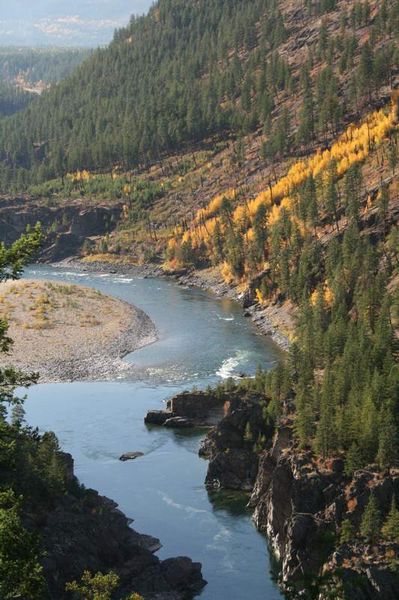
[23,264,284,600]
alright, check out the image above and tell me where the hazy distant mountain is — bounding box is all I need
[0,0,154,47]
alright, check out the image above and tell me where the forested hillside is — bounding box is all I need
[0,1,399,595]
[0,48,92,87]
[0,47,91,93]
[0,81,32,116]
[0,0,397,189]
[0,48,92,117]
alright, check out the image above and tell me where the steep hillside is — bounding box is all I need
[0,1,399,597]
[0,0,397,189]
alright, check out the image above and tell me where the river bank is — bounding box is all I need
[24,266,283,600]
[1,278,158,382]
[30,447,206,600]
[52,257,293,352]
[147,386,399,600]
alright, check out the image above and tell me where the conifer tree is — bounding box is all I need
[296,69,315,146]
[340,519,355,544]
[0,491,45,599]
[381,496,399,543]
[376,405,398,471]
[360,494,381,542]
[344,442,363,476]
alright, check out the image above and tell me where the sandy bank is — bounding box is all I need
[0,279,157,382]
[55,257,292,351]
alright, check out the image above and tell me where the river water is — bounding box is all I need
[23,265,284,600]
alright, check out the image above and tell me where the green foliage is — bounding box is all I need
[66,570,143,600]
[360,494,381,542]
[265,360,292,417]
[0,47,91,86]
[0,223,42,283]
[281,209,399,469]
[0,81,32,117]
[0,490,45,599]
[340,519,355,545]
[381,496,399,543]
[344,443,363,477]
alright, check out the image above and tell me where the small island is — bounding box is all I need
[0,279,157,382]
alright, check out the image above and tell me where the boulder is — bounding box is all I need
[119,452,144,462]
[161,556,207,594]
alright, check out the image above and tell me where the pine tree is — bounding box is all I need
[66,570,143,600]
[358,42,374,100]
[294,387,316,448]
[376,409,398,471]
[325,165,340,231]
[296,69,315,146]
[340,519,355,544]
[360,494,381,542]
[381,496,399,543]
[0,491,45,599]
[344,442,363,476]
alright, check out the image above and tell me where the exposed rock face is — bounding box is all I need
[199,393,274,491]
[145,390,227,428]
[166,391,226,423]
[0,196,123,260]
[254,451,399,598]
[200,397,399,599]
[33,453,206,599]
[145,410,172,426]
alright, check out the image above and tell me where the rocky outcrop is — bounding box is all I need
[119,451,144,461]
[200,396,399,599]
[252,448,399,598]
[31,453,206,599]
[145,390,228,428]
[257,453,399,595]
[0,196,123,260]
[199,393,274,491]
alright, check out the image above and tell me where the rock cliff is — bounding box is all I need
[29,452,206,599]
[197,392,399,599]
[0,196,122,260]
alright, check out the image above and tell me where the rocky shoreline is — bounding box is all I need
[50,257,399,598]
[36,451,206,599]
[146,388,399,600]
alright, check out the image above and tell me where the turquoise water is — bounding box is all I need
[23,265,284,600]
